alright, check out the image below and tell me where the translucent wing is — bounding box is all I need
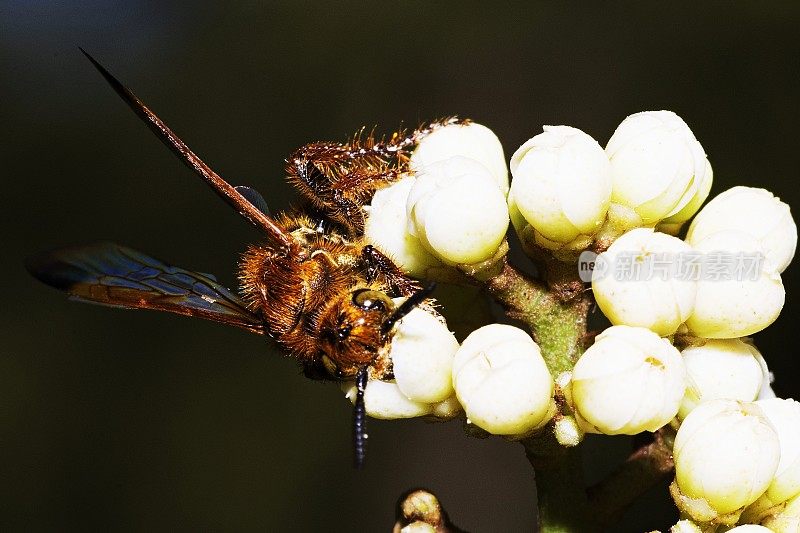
[26,242,265,334]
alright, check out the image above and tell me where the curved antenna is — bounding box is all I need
[79,48,301,254]
[353,367,369,469]
[380,282,437,336]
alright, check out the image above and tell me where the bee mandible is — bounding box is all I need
[27,50,462,468]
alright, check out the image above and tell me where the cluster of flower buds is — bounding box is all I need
[552,112,797,528]
[355,114,799,530]
[565,113,796,528]
[344,315,557,436]
[364,122,511,277]
[507,111,714,259]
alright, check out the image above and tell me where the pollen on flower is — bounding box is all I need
[645,356,665,369]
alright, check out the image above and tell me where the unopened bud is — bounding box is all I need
[756,398,800,505]
[592,228,696,336]
[509,125,611,249]
[407,157,509,265]
[679,338,768,419]
[364,176,442,277]
[686,186,797,273]
[411,121,509,194]
[673,400,780,516]
[389,300,459,403]
[452,324,554,435]
[572,325,686,435]
[685,230,784,339]
[606,110,711,225]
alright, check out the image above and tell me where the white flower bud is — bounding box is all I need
[509,126,612,247]
[606,110,711,224]
[410,121,509,194]
[364,175,442,277]
[343,380,432,419]
[761,491,800,533]
[756,398,800,505]
[686,186,797,273]
[685,230,785,339]
[341,304,459,419]
[678,338,769,419]
[759,375,778,401]
[554,416,582,447]
[508,191,593,259]
[658,160,713,235]
[673,400,780,515]
[725,526,773,533]
[591,228,696,336]
[670,519,702,533]
[341,386,463,422]
[406,157,509,265]
[452,324,554,435]
[429,394,463,420]
[400,522,437,533]
[571,325,686,435]
[389,299,460,403]
[452,323,533,376]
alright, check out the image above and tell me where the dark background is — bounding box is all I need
[3,2,799,531]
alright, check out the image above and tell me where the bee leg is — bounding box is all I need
[287,144,399,235]
[287,118,469,237]
[360,245,421,297]
[380,282,437,336]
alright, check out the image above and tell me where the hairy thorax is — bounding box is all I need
[238,213,394,380]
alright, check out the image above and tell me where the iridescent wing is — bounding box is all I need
[26,242,265,334]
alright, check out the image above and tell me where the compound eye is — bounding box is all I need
[352,289,392,312]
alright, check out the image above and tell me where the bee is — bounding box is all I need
[27,50,461,468]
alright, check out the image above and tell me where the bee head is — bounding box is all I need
[317,283,437,380]
[318,288,395,379]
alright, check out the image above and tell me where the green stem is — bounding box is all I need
[483,260,593,532]
[524,442,593,533]
[467,259,675,531]
[484,261,589,375]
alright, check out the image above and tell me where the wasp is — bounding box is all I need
[27,50,462,468]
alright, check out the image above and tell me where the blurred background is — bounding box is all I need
[3,2,799,531]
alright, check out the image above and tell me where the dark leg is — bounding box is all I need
[285,118,468,236]
[361,245,421,297]
[353,367,368,469]
[381,282,437,336]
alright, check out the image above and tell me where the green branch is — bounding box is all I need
[483,261,590,375]
[480,260,593,532]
